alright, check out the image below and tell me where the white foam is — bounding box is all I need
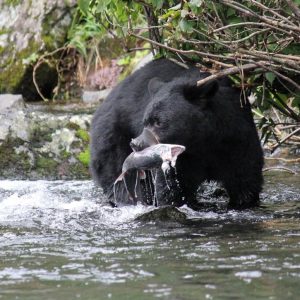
[0,180,151,230]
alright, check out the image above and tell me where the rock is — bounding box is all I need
[0,1,76,99]
[0,96,29,141]
[0,94,25,112]
[82,89,112,105]
[39,128,76,156]
[135,206,188,224]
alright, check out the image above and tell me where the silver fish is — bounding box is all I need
[122,144,185,172]
[114,144,185,204]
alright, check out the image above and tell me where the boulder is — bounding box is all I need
[0,94,24,112]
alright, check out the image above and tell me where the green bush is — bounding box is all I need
[69,0,300,151]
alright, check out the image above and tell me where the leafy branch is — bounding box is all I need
[68,0,300,150]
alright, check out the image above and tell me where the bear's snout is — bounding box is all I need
[130,128,159,151]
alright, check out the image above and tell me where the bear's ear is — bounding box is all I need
[148,77,164,97]
[183,80,219,104]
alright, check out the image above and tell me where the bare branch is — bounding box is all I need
[33,46,67,101]
[263,167,297,174]
[271,127,300,152]
[196,63,264,86]
[128,31,235,60]
[220,0,300,35]
[254,61,300,91]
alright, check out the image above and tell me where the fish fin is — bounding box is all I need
[171,146,186,158]
[113,172,137,205]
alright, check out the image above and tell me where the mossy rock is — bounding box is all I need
[76,128,90,142]
[0,137,33,178]
[77,148,90,167]
[0,0,76,99]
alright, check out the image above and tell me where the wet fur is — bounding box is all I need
[90,59,264,209]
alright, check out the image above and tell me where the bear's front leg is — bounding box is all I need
[224,181,260,210]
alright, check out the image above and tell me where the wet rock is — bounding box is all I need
[135,206,188,224]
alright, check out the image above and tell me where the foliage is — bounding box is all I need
[69,0,144,56]
[69,0,300,151]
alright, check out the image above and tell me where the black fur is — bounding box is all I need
[90,59,264,209]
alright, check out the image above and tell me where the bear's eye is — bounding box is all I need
[153,118,162,128]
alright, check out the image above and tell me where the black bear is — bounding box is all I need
[90,59,264,209]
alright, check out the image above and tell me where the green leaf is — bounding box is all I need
[291,95,300,108]
[228,16,242,24]
[190,0,203,7]
[96,0,111,13]
[151,0,164,9]
[179,19,194,33]
[265,72,276,85]
[181,9,189,18]
[78,0,90,15]
[168,3,181,10]
[226,8,236,17]
[117,56,131,66]
[22,53,39,65]
[252,108,264,119]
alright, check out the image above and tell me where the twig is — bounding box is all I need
[33,46,67,101]
[213,22,275,32]
[254,61,300,91]
[220,28,270,44]
[221,0,300,34]
[128,31,235,60]
[238,48,300,71]
[127,47,152,52]
[196,63,264,86]
[265,157,300,163]
[263,166,297,174]
[277,124,300,130]
[214,21,294,37]
[248,0,297,27]
[271,127,300,152]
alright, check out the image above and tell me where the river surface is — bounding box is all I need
[0,172,299,300]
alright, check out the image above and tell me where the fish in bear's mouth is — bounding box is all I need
[113,138,185,205]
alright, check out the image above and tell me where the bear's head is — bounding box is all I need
[130,77,220,153]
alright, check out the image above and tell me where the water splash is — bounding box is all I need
[0,180,152,231]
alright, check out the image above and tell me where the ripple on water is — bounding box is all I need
[0,178,299,298]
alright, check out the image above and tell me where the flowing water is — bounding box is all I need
[0,172,299,300]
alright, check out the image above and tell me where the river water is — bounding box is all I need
[0,172,299,300]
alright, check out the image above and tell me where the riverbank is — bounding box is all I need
[0,93,299,181]
[0,94,98,180]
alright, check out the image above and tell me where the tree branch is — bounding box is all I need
[271,127,300,152]
[196,63,264,86]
